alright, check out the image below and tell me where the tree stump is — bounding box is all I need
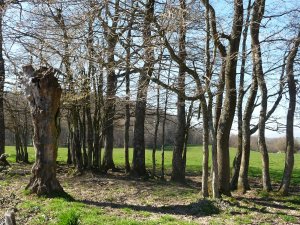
[23,65,64,196]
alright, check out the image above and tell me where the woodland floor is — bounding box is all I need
[1,163,300,225]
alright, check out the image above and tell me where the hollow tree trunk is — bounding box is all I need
[23,65,64,196]
[279,31,300,195]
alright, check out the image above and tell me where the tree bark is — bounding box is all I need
[231,0,252,190]
[238,76,258,193]
[23,65,64,196]
[0,0,5,156]
[152,83,160,178]
[279,31,300,195]
[216,0,244,196]
[171,0,187,182]
[102,65,116,172]
[132,0,154,177]
[250,0,272,192]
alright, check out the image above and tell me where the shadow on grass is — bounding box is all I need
[236,196,298,211]
[77,199,220,217]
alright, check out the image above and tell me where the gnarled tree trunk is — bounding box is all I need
[23,65,64,196]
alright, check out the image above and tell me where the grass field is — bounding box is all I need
[4,145,300,184]
[2,145,300,224]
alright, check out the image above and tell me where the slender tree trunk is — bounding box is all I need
[238,77,258,193]
[250,0,271,192]
[124,73,131,173]
[124,6,134,173]
[152,83,160,178]
[22,107,29,163]
[0,0,5,155]
[102,35,117,171]
[171,0,187,182]
[72,107,83,172]
[183,102,193,170]
[161,90,168,181]
[86,103,94,169]
[231,0,252,190]
[202,106,209,197]
[102,68,116,171]
[67,134,72,165]
[214,60,225,131]
[81,107,88,168]
[15,131,21,162]
[23,65,64,196]
[279,31,300,195]
[201,1,211,197]
[86,1,95,170]
[160,64,171,181]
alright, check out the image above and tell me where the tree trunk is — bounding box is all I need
[81,107,88,168]
[0,0,5,156]
[279,31,300,195]
[23,65,64,196]
[22,107,29,163]
[152,83,160,178]
[160,65,171,181]
[238,77,258,193]
[132,0,154,177]
[217,2,243,195]
[102,72,116,172]
[71,107,83,172]
[102,40,117,172]
[171,0,187,182]
[86,103,94,169]
[250,0,271,192]
[124,77,131,173]
[202,106,209,197]
[124,9,133,173]
[86,9,95,170]
[231,0,252,190]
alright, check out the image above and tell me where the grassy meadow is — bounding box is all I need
[4,145,300,184]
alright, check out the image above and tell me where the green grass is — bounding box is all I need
[4,145,300,184]
[17,196,198,225]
